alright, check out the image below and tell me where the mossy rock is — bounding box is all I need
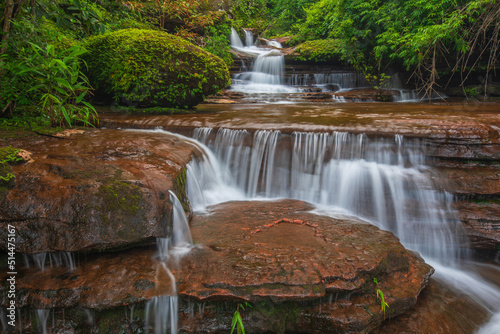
[287,39,343,63]
[82,28,231,108]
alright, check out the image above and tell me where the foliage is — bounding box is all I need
[82,29,231,108]
[54,0,108,38]
[365,73,391,90]
[201,16,233,66]
[3,42,97,127]
[230,302,251,334]
[295,0,500,95]
[0,146,22,184]
[121,0,234,65]
[291,39,342,62]
[373,278,389,318]
[0,147,22,165]
[230,0,317,37]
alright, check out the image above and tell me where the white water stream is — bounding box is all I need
[179,127,499,332]
[229,28,444,101]
[145,191,193,334]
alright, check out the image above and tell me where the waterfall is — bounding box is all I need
[183,127,500,328]
[36,309,50,334]
[156,191,193,260]
[230,28,243,48]
[145,295,179,334]
[230,28,296,93]
[189,128,464,262]
[147,187,193,333]
[243,29,254,47]
[26,252,76,272]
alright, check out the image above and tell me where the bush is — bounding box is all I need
[82,29,231,108]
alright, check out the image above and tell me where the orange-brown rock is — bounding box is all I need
[1,199,434,333]
[455,200,500,250]
[0,249,174,309]
[177,200,434,333]
[373,278,490,334]
[0,129,197,253]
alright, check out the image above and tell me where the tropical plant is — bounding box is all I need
[16,42,97,127]
[373,278,389,318]
[230,302,251,334]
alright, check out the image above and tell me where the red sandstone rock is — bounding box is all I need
[0,129,197,253]
[0,249,174,309]
[334,88,400,102]
[455,200,500,250]
[177,200,434,332]
[373,278,490,334]
[0,199,435,333]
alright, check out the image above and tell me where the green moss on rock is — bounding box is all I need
[83,28,231,108]
[289,39,342,63]
[97,180,142,217]
[0,146,21,190]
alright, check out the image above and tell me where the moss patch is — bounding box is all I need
[82,28,231,108]
[0,146,22,191]
[173,167,190,212]
[289,39,342,63]
[97,180,142,217]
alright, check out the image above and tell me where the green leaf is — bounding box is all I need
[75,92,86,104]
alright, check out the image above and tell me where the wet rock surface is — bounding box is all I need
[178,200,434,333]
[98,103,500,154]
[0,248,174,309]
[333,88,400,102]
[372,278,490,334]
[0,129,197,253]
[98,103,500,252]
[455,200,500,250]
[1,199,434,333]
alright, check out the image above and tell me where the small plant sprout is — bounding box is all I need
[373,278,389,318]
[231,302,251,334]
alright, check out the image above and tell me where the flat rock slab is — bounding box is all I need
[0,248,174,309]
[98,102,500,150]
[0,129,197,253]
[177,199,434,332]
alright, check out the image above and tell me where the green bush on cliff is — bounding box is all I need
[291,39,342,62]
[82,29,231,108]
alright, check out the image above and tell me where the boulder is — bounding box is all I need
[0,129,196,253]
[83,29,231,108]
[179,200,434,333]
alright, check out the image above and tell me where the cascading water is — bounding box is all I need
[228,28,438,101]
[24,252,76,272]
[230,28,296,93]
[183,127,500,331]
[146,190,193,334]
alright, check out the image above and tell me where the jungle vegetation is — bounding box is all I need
[1,0,498,126]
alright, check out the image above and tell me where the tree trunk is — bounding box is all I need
[0,0,15,57]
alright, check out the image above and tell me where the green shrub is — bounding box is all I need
[82,28,231,108]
